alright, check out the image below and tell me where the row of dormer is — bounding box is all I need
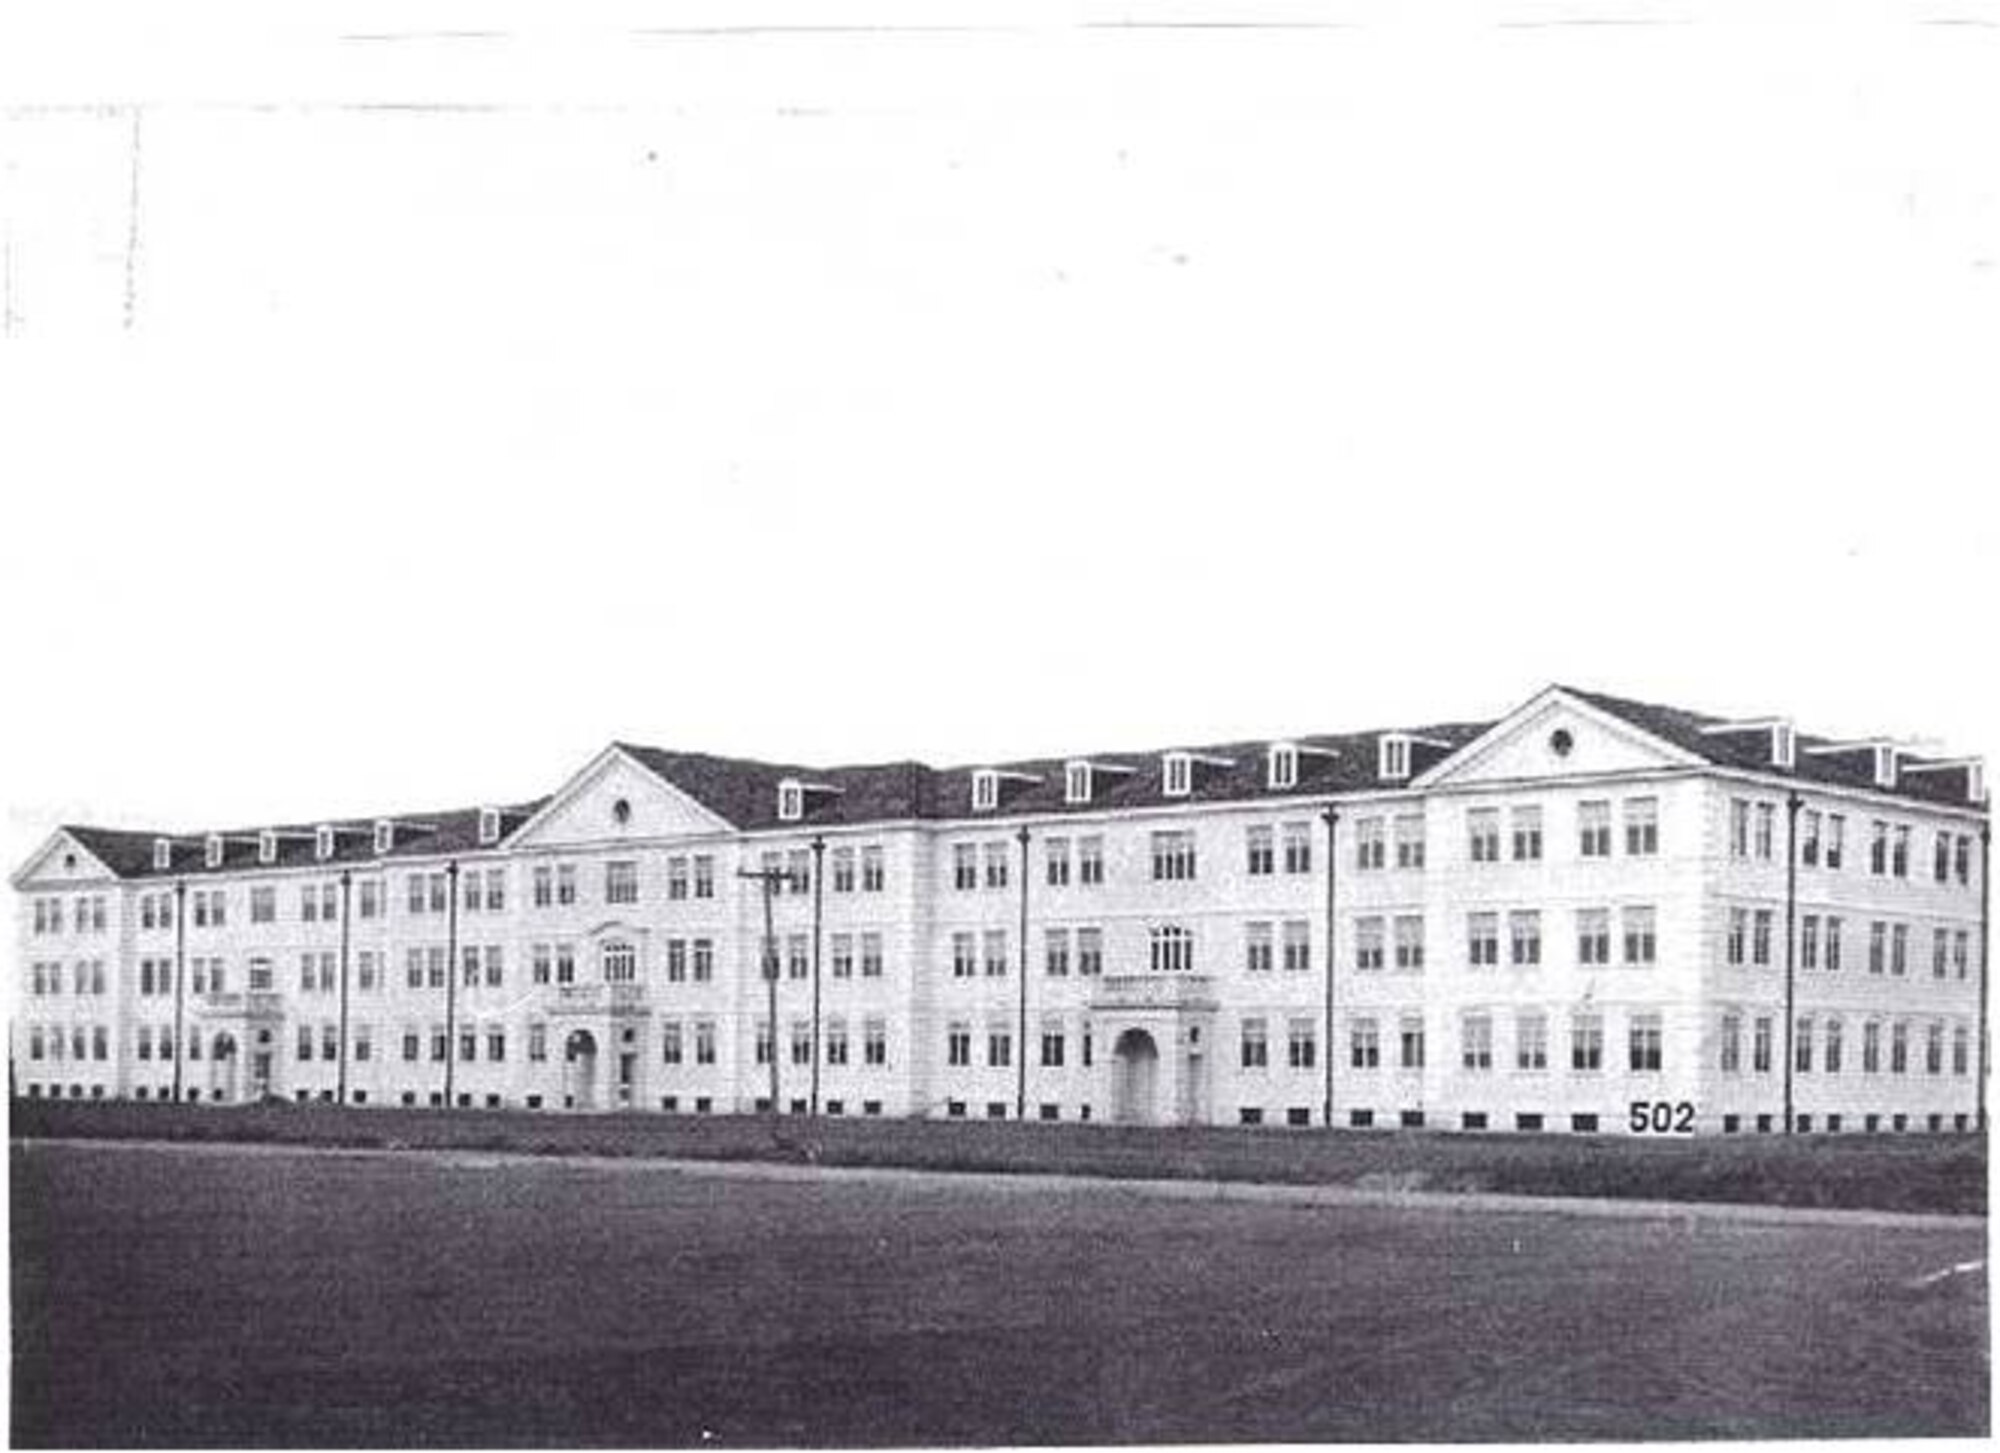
[152,806,519,873]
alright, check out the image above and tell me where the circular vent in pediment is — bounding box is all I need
[1549,728,1575,758]
[611,798,632,826]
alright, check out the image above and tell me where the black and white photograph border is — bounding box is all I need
[2,0,1993,1446]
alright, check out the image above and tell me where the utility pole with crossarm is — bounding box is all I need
[737,864,789,1128]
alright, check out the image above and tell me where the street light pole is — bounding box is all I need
[738,866,788,1127]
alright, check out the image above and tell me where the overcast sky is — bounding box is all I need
[3,1,1994,901]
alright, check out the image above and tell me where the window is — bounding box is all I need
[1953,930,1970,980]
[1868,921,1886,975]
[1350,1018,1380,1069]
[1890,1020,1909,1075]
[250,887,276,924]
[696,1021,717,1065]
[661,1020,684,1065]
[1040,1024,1065,1067]
[556,864,577,905]
[1045,837,1071,887]
[1933,927,1950,979]
[830,933,854,980]
[1355,818,1386,871]
[1576,908,1610,966]
[532,866,553,907]
[1355,917,1385,971]
[1046,928,1071,977]
[1267,744,1298,790]
[1461,1014,1493,1071]
[1826,916,1843,971]
[777,781,804,822]
[946,1026,972,1067]
[1624,798,1659,856]
[831,848,856,894]
[692,940,713,982]
[1934,832,1952,883]
[1246,826,1275,877]
[1508,911,1540,967]
[693,856,715,898]
[987,1029,1012,1068]
[1286,1020,1316,1070]
[1955,835,1972,886]
[1729,799,1751,859]
[1468,912,1500,968]
[788,849,812,894]
[1078,837,1104,886]
[1282,822,1312,874]
[787,934,810,980]
[791,1023,812,1067]
[1571,1014,1603,1072]
[1719,1014,1742,1073]
[1628,1014,1663,1072]
[1754,802,1775,860]
[1870,821,1889,876]
[1891,825,1910,879]
[1511,807,1542,862]
[1244,921,1273,974]
[1825,814,1845,870]
[1393,915,1426,971]
[1890,923,1908,976]
[1394,814,1426,870]
[1515,1012,1548,1071]
[1378,735,1411,781]
[1623,907,1656,966]
[982,930,1009,978]
[1151,831,1195,882]
[863,1019,887,1067]
[1282,921,1311,973]
[860,933,884,979]
[1400,1016,1427,1070]
[1925,1021,1944,1076]
[1953,1023,1970,1075]
[1796,1017,1814,1073]
[1800,809,1821,867]
[1861,1020,1881,1074]
[1752,909,1773,967]
[1240,1018,1268,1069]
[1578,801,1611,858]
[1065,761,1092,804]
[982,842,1009,890]
[1753,1016,1774,1074]
[952,843,978,892]
[1076,927,1103,976]
[1801,914,1820,970]
[1162,753,1192,798]
[1467,808,1499,863]
[952,932,976,979]
[972,770,1000,812]
[1825,1018,1843,1074]
[1150,925,1194,973]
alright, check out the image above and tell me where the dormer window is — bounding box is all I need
[1969,761,1987,804]
[152,838,172,872]
[258,830,278,865]
[1379,734,1412,782]
[1771,721,1795,769]
[1065,762,1092,805]
[972,770,1000,812]
[315,825,335,861]
[1873,744,1898,789]
[204,834,224,869]
[1162,753,1193,798]
[478,807,502,846]
[777,780,805,823]
[1267,743,1299,791]
[373,819,395,856]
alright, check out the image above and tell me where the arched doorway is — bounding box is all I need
[209,1033,238,1103]
[564,1029,598,1110]
[1112,1028,1160,1125]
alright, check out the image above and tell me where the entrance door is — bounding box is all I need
[1112,1028,1160,1125]
[564,1029,599,1110]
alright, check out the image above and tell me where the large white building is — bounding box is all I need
[10,685,1990,1135]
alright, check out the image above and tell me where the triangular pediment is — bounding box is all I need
[507,747,731,851]
[10,830,121,890]
[1414,688,1702,789]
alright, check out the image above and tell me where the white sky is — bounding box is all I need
[2,0,1995,899]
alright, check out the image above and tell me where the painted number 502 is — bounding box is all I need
[1628,1101,1695,1134]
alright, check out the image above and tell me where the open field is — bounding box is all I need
[9,1138,1989,1445]
[10,1097,1988,1214]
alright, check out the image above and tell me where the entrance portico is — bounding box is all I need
[1089,974,1217,1126]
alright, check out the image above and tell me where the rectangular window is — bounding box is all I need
[1355,818,1386,871]
[692,856,715,899]
[1508,911,1540,967]
[533,866,553,907]
[863,1019,887,1067]
[1467,808,1499,864]
[1925,1021,1944,1075]
[661,1020,684,1065]
[987,1030,1012,1068]
[1511,806,1543,861]
[1628,1014,1663,1073]
[1040,1025,1065,1068]
[1350,1017,1380,1069]
[1933,927,1950,979]
[1623,907,1657,966]
[1576,909,1610,967]
[982,843,1008,891]
[1800,809,1821,867]
[1240,1018,1268,1070]
[1045,837,1071,887]
[1244,921,1273,974]
[1393,915,1425,971]
[1076,927,1103,976]
[250,887,276,924]
[1730,799,1751,859]
[1286,1020,1317,1070]
[1753,1017,1774,1074]
[952,843,978,891]
[1578,801,1611,858]
[1045,927,1071,977]
[1754,802,1775,860]
[1870,821,1889,876]
[1624,797,1659,856]
[1461,1014,1493,1071]
[1801,914,1820,970]
[861,933,883,979]
[1394,814,1426,870]
[1934,832,1952,883]
[1151,831,1196,882]
[556,865,577,905]
[952,932,976,979]
[830,933,854,980]
[604,860,639,906]
[861,847,884,893]
[1891,825,1910,879]
[826,1020,849,1066]
[1719,1014,1742,1073]
[831,848,856,894]
[1869,921,1887,975]
[1825,815,1845,870]
[1281,920,1311,973]
[946,1026,971,1067]
[1862,1020,1881,1074]
[695,1021,717,1065]
[1400,1016,1426,1070]
[787,934,809,981]
[1078,837,1104,886]
[1751,909,1773,967]
[1468,912,1500,968]
[1571,1014,1603,1072]
[1355,916,1385,972]
[1796,1017,1814,1073]
[1246,826,1274,877]
[983,929,1010,978]
[1824,1018,1843,1074]
[1890,923,1908,976]
[1890,1020,1909,1075]
[1283,823,1313,875]
[1515,1012,1548,1071]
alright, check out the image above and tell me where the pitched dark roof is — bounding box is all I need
[1563,686,1983,809]
[39,686,1982,881]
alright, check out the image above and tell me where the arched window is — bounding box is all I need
[602,940,637,983]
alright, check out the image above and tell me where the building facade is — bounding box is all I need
[10,685,1990,1134]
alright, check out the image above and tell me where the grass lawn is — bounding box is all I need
[10,1096,1988,1214]
[9,1139,1988,1445]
